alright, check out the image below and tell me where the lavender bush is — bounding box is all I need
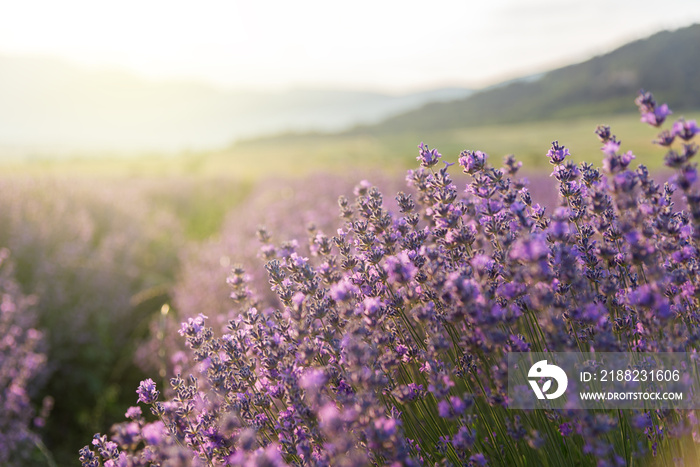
[83,90,700,466]
[0,178,183,462]
[0,248,51,466]
[137,174,410,379]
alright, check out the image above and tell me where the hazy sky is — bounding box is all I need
[2,0,700,93]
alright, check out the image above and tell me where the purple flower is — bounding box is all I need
[79,447,99,467]
[635,90,656,113]
[673,118,699,141]
[317,403,343,434]
[551,162,580,181]
[299,368,327,390]
[620,150,635,166]
[559,422,573,437]
[632,413,652,430]
[640,103,671,127]
[353,180,372,196]
[438,396,467,419]
[141,421,165,445]
[288,252,308,269]
[595,125,612,142]
[124,406,142,420]
[601,138,620,156]
[452,426,475,450]
[683,143,699,160]
[105,452,128,467]
[653,129,675,147]
[674,165,698,190]
[329,278,359,302]
[547,141,570,164]
[582,303,606,325]
[374,417,398,437]
[498,282,525,300]
[437,400,451,418]
[510,235,549,262]
[291,291,305,308]
[471,254,494,273]
[417,142,441,168]
[383,250,417,285]
[136,378,159,404]
[362,296,383,317]
[459,150,488,174]
[178,313,208,337]
[112,422,140,447]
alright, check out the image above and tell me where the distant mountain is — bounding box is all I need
[362,24,700,134]
[0,55,472,155]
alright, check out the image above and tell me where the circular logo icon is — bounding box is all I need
[528,360,568,400]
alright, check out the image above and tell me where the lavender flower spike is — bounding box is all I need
[417,142,441,168]
[547,141,569,165]
[673,118,699,141]
[136,378,159,404]
[640,103,671,127]
[635,89,672,127]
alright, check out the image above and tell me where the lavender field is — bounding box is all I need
[1,88,699,466]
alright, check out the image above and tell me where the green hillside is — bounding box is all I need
[363,24,700,134]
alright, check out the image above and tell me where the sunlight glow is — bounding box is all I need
[1,0,700,91]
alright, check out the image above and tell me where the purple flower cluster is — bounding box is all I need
[635,89,672,127]
[139,173,410,379]
[417,142,442,168]
[84,91,700,466]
